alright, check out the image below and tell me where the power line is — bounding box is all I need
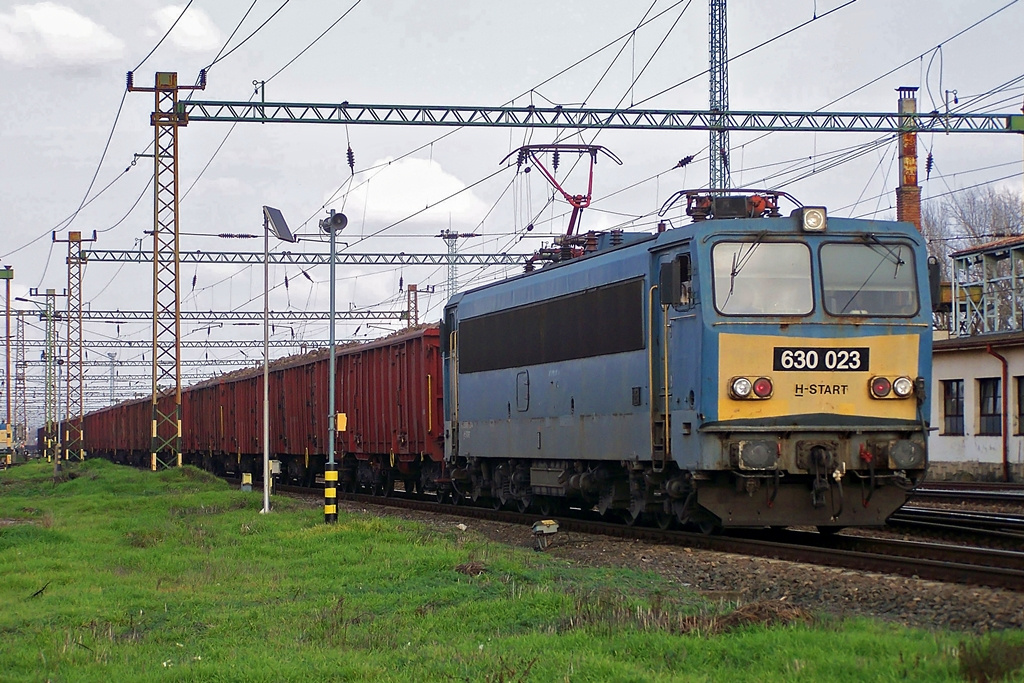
[205,0,293,70]
[132,0,196,71]
[265,0,364,84]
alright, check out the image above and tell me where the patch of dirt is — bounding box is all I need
[454,561,485,576]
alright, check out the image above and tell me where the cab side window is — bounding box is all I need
[661,253,694,308]
[678,253,693,307]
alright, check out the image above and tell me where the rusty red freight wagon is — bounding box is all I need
[82,325,444,490]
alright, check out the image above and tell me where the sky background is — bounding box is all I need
[1,0,1022,422]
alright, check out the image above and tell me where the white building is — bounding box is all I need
[928,236,1024,481]
[930,331,1024,480]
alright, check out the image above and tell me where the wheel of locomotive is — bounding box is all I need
[537,496,562,517]
[448,484,463,506]
[697,517,722,535]
[491,496,504,511]
[623,508,644,526]
[515,496,534,514]
[654,512,676,530]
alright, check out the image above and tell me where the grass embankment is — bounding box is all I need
[0,460,1020,682]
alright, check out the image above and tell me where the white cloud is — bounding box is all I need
[151,5,222,53]
[0,2,123,66]
[340,157,490,227]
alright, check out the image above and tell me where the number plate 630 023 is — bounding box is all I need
[772,347,870,372]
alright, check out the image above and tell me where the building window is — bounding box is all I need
[1017,377,1024,435]
[942,379,964,436]
[978,378,1001,436]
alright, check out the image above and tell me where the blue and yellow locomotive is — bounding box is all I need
[443,190,930,530]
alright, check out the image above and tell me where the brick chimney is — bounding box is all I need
[896,86,922,232]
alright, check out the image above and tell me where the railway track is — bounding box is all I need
[910,481,1024,505]
[265,482,1024,593]
[888,506,1024,540]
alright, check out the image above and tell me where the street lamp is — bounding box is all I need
[261,206,297,515]
[318,209,347,524]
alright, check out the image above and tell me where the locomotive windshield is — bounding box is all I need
[821,241,919,316]
[712,242,813,315]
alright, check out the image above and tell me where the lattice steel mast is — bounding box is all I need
[28,288,66,465]
[438,231,478,299]
[14,311,25,450]
[55,230,94,461]
[709,0,730,190]
[128,71,206,470]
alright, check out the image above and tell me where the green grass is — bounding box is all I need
[0,460,1021,682]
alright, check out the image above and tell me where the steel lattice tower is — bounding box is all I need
[438,230,477,300]
[128,71,206,470]
[709,0,730,191]
[58,231,92,460]
[14,311,25,449]
[38,290,58,461]
[443,232,458,299]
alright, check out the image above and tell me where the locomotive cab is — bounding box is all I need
[678,201,930,529]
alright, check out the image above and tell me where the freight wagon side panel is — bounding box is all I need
[335,328,443,462]
[184,383,216,455]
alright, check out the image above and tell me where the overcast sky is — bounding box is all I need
[1,0,1022,417]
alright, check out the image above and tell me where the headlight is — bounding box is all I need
[731,377,752,398]
[892,376,914,398]
[793,206,827,232]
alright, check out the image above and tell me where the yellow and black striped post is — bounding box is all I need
[324,463,338,523]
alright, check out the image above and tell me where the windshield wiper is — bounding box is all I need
[722,232,768,309]
[864,234,905,278]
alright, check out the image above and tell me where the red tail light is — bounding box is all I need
[752,377,773,398]
[870,376,892,398]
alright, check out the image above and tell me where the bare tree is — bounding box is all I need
[922,186,1023,273]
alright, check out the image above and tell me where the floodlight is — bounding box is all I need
[263,206,297,243]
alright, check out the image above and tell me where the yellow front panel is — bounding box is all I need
[717,332,919,421]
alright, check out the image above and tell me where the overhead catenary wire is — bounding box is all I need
[205,0,293,71]
[132,0,196,72]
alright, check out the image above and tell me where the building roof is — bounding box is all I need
[950,234,1024,258]
[933,329,1024,353]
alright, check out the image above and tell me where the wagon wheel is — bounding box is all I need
[515,496,534,514]
[433,487,450,505]
[381,475,396,498]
